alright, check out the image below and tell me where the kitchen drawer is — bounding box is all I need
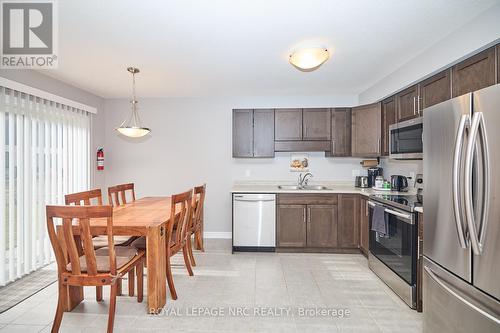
[277,194,338,205]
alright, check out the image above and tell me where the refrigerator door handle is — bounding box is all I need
[452,114,469,249]
[464,112,490,255]
[424,266,500,325]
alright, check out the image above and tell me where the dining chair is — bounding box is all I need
[46,205,145,333]
[65,189,138,298]
[133,189,194,300]
[187,184,206,266]
[108,183,136,207]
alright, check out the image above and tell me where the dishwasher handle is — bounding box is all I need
[233,195,276,202]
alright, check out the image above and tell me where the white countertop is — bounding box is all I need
[414,206,423,213]
[231,181,416,197]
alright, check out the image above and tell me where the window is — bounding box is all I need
[0,86,90,286]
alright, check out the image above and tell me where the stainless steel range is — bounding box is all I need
[367,194,421,309]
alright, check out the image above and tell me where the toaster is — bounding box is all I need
[355,176,369,188]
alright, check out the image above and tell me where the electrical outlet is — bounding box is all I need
[352,169,360,177]
[245,169,251,177]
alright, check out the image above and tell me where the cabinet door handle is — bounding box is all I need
[417,96,421,116]
[365,200,369,217]
[332,140,335,155]
[303,208,306,223]
[377,138,381,154]
[413,96,416,115]
[307,207,311,224]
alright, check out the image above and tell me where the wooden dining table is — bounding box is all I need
[60,197,172,314]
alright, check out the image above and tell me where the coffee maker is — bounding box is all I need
[367,167,383,188]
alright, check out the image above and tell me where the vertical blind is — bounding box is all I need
[0,86,91,286]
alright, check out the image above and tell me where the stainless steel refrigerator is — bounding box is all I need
[423,84,500,332]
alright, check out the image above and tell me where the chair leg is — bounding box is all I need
[137,261,144,303]
[117,279,122,296]
[96,286,103,301]
[107,283,118,333]
[187,235,196,267]
[182,244,194,276]
[128,268,135,297]
[51,282,66,333]
[195,229,204,252]
[166,254,177,300]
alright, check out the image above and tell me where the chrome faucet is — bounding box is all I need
[298,173,313,188]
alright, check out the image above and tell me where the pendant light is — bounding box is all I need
[116,67,151,138]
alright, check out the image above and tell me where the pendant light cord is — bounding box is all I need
[119,68,145,128]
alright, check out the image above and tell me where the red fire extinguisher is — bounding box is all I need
[97,148,104,170]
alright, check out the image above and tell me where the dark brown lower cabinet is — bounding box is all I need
[277,194,361,252]
[306,205,338,248]
[359,196,369,256]
[338,195,359,249]
[276,204,306,247]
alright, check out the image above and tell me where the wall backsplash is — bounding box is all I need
[379,157,423,188]
[233,152,365,182]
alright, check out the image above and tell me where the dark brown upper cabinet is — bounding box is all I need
[452,47,496,98]
[419,69,451,110]
[232,109,274,158]
[497,44,500,83]
[326,108,351,157]
[274,108,331,152]
[275,108,302,141]
[351,102,381,157]
[396,84,420,122]
[302,108,331,141]
[232,109,253,157]
[306,205,338,248]
[381,97,396,156]
[337,194,359,249]
[253,109,275,157]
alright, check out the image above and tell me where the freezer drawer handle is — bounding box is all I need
[424,266,500,325]
[452,114,468,249]
[464,111,490,255]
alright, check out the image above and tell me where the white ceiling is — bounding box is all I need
[40,0,499,98]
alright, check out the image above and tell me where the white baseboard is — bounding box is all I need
[203,232,232,239]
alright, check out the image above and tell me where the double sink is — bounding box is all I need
[277,184,331,191]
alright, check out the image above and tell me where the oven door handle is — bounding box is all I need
[368,201,412,221]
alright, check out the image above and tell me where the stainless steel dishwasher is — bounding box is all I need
[232,193,276,252]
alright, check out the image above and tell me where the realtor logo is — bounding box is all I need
[1,0,58,68]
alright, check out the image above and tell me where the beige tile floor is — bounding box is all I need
[0,239,422,332]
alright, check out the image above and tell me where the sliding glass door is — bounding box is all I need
[0,87,90,286]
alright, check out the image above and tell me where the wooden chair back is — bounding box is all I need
[108,183,136,207]
[65,189,103,206]
[192,184,206,231]
[46,205,117,276]
[168,189,193,253]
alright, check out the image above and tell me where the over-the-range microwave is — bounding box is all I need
[389,117,423,160]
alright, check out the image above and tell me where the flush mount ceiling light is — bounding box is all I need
[116,67,151,138]
[289,47,330,71]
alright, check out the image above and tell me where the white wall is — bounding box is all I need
[0,69,107,189]
[359,2,500,103]
[104,95,365,233]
